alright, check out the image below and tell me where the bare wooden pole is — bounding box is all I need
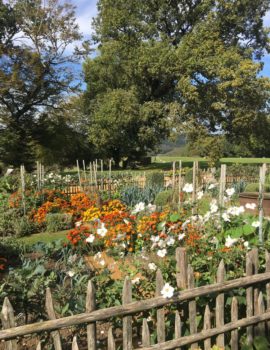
[219,164,226,207]
[203,305,211,350]
[176,247,188,289]
[142,319,151,347]
[76,160,82,189]
[20,165,26,216]
[259,164,267,243]
[178,160,182,209]
[188,264,197,349]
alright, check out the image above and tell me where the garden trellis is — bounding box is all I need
[1,248,270,350]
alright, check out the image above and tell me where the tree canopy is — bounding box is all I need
[84,0,270,161]
[0,0,88,168]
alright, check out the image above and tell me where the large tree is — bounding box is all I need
[84,0,270,160]
[0,0,87,168]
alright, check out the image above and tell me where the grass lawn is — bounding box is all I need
[18,230,68,245]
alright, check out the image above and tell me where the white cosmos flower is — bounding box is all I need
[210,203,218,214]
[226,188,235,197]
[86,234,95,243]
[158,240,166,248]
[222,213,230,222]
[132,277,140,284]
[147,203,157,212]
[148,263,157,271]
[157,249,167,258]
[208,184,216,190]
[67,270,75,278]
[161,283,174,298]
[178,233,185,240]
[99,259,105,266]
[252,221,260,228]
[132,202,145,214]
[183,183,193,193]
[166,237,175,246]
[225,236,238,248]
[244,241,250,249]
[246,203,257,210]
[75,221,82,227]
[150,236,160,243]
[227,206,245,216]
[97,223,107,237]
[197,191,204,200]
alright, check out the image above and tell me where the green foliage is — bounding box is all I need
[45,213,73,233]
[120,185,162,207]
[184,168,194,183]
[154,190,173,206]
[245,183,270,193]
[145,172,164,187]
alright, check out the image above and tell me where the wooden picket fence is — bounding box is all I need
[1,247,270,350]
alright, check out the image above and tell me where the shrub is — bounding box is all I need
[154,190,173,206]
[13,216,37,237]
[245,183,270,192]
[184,168,193,183]
[45,213,73,233]
[145,171,164,187]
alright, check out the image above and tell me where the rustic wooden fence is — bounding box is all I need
[1,248,270,349]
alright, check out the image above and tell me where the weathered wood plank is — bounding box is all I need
[0,297,18,350]
[122,277,132,350]
[1,272,270,341]
[86,281,96,350]
[156,269,165,343]
[45,288,62,350]
[246,252,254,345]
[176,248,188,289]
[252,248,259,317]
[203,305,211,350]
[133,311,270,350]
[216,260,225,348]
[257,292,266,337]
[36,341,41,350]
[174,311,181,350]
[231,297,238,350]
[72,336,79,350]
[108,326,116,350]
[142,319,151,347]
[187,265,197,349]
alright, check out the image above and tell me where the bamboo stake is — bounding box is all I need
[76,160,81,188]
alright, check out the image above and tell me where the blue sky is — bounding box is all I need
[72,0,270,78]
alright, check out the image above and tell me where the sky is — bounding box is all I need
[72,0,270,78]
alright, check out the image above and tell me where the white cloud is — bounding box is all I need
[72,0,98,39]
[264,10,270,26]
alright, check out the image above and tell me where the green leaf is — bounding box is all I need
[157,221,166,231]
[169,214,180,223]
[254,336,270,350]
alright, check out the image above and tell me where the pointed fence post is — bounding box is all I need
[86,281,96,350]
[216,260,225,348]
[36,341,41,350]
[142,319,151,347]
[72,336,79,350]
[0,297,18,350]
[122,277,132,350]
[231,297,238,350]
[108,327,116,350]
[156,269,165,343]
[188,264,197,349]
[45,288,62,350]
[203,305,211,350]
